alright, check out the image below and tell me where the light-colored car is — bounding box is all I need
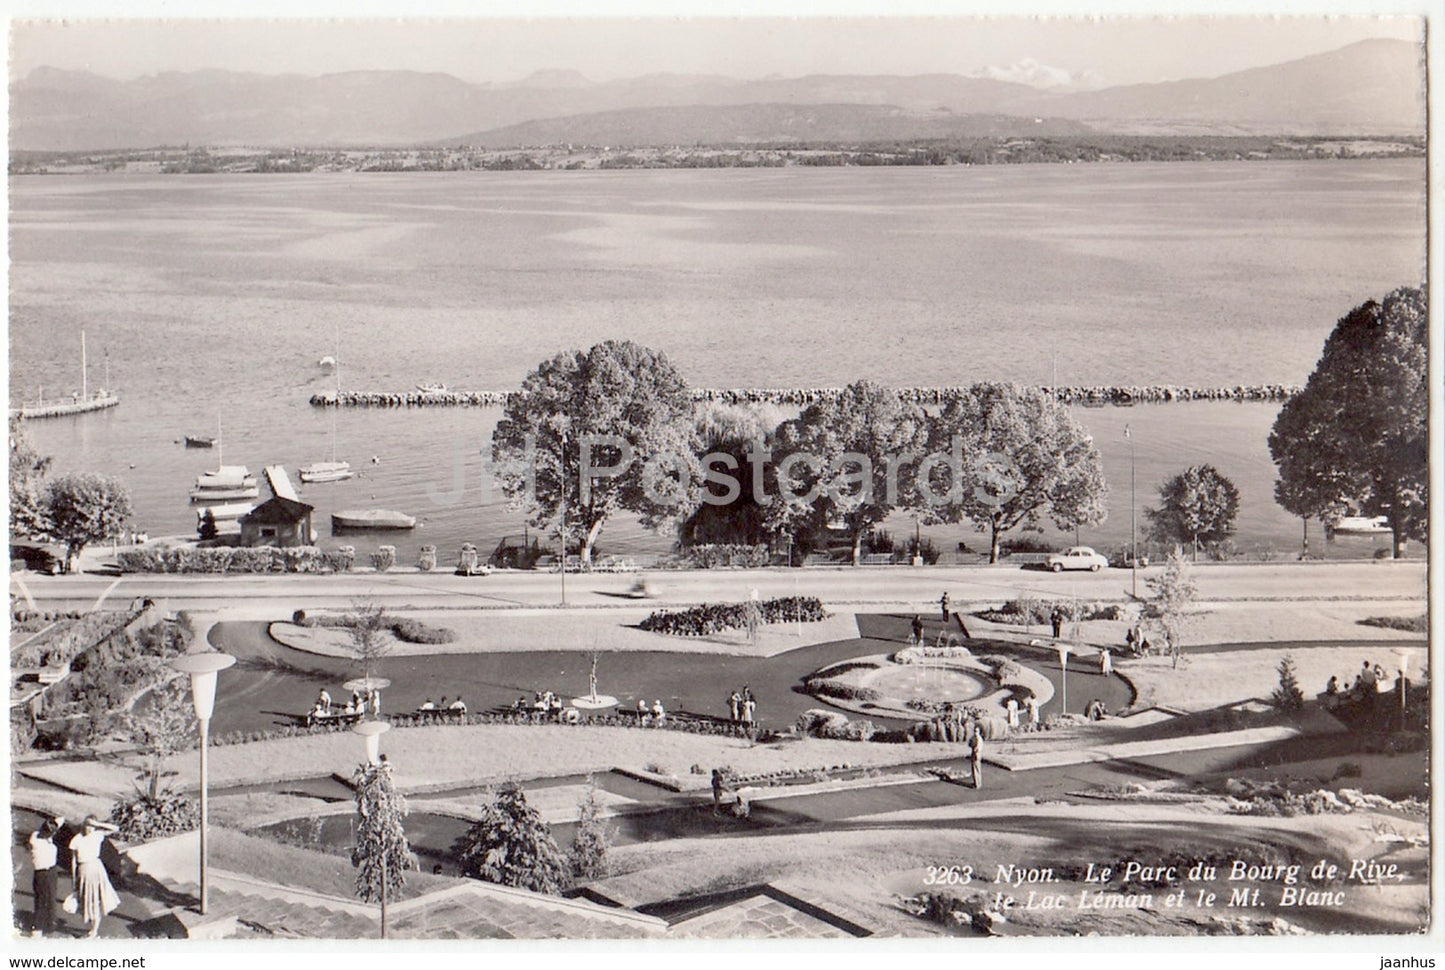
[1046,546,1108,572]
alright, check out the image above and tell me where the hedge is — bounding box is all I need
[681,544,772,569]
[116,546,353,574]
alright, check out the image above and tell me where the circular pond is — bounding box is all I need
[861,664,992,704]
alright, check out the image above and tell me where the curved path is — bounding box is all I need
[205,612,1133,737]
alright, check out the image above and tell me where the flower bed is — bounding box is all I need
[116,546,352,574]
[639,596,829,637]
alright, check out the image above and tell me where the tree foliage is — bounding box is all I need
[44,473,133,570]
[9,419,52,540]
[1271,655,1305,713]
[351,760,416,907]
[570,776,611,881]
[456,782,571,895]
[1143,547,1198,670]
[127,676,197,801]
[344,599,391,681]
[1268,286,1427,558]
[772,380,930,565]
[679,401,786,547]
[491,340,700,565]
[1145,464,1241,557]
[925,383,1107,563]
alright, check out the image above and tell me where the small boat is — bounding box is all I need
[416,382,449,394]
[191,463,260,502]
[333,509,417,530]
[299,461,354,483]
[1329,515,1391,536]
[318,355,337,370]
[185,435,217,448]
[190,483,261,502]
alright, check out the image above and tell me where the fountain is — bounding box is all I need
[571,653,619,712]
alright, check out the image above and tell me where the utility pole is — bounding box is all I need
[1126,424,1136,598]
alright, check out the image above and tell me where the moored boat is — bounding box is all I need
[299,461,354,483]
[1329,515,1391,536]
[196,500,258,523]
[416,381,449,394]
[333,509,417,530]
[185,435,217,448]
[192,463,260,502]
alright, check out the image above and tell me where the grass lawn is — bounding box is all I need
[208,826,458,902]
[1123,644,1428,712]
[271,609,861,659]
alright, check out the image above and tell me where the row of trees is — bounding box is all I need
[491,343,1110,566]
[10,419,133,570]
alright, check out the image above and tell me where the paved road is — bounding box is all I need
[11,560,1427,614]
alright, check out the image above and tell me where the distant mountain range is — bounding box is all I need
[10,39,1424,152]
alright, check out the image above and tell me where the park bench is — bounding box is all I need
[304,709,363,728]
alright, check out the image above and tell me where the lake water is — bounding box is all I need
[9,161,1426,562]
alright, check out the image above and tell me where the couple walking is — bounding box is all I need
[727,685,757,724]
[29,816,121,938]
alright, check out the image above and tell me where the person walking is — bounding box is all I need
[940,592,951,623]
[69,818,120,938]
[1100,647,1112,677]
[910,614,924,643]
[1005,697,1020,731]
[29,818,60,937]
[1025,695,1040,731]
[711,768,725,812]
[969,727,984,790]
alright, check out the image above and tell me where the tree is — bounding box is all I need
[127,676,197,801]
[570,776,611,881]
[344,600,391,681]
[491,340,701,566]
[772,381,930,565]
[197,508,218,541]
[1269,286,1427,558]
[1145,464,1241,559]
[1143,547,1198,669]
[44,473,132,572]
[925,383,1107,563]
[679,401,786,547]
[9,419,52,540]
[351,759,416,937]
[456,782,570,894]
[1271,655,1305,713]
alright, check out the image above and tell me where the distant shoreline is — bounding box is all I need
[310,383,1301,410]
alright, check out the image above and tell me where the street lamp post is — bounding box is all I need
[1126,424,1137,598]
[1056,643,1070,716]
[353,720,392,938]
[170,651,236,916]
[559,431,567,607]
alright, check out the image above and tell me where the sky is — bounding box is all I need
[7,9,1427,88]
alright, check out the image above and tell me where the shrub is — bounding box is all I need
[976,598,1124,625]
[571,779,611,880]
[640,596,828,636]
[391,617,456,645]
[811,660,879,678]
[681,544,771,569]
[795,709,849,737]
[110,788,199,842]
[292,609,307,624]
[803,677,882,703]
[1271,655,1305,713]
[117,546,343,574]
[1359,615,1427,633]
[418,545,438,572]
[371,545,397,572]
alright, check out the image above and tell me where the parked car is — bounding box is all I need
[10,542,64,575]
[1045,546,1108,572]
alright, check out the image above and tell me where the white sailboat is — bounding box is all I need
[191,420,259,501]
[301,331,353,483]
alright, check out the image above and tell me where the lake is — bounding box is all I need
[8,161,1426,562]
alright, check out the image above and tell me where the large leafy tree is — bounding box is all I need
[456,782,570,895]
[1146,464,1241,558]
[771,381,930,565]
[45,473,132,571]
[924,383,1107,563]
[678,401,786,547]
[9,420,52,539]
[1269,286,1427,558]
[351,759,416,937]
[491,341,700,566]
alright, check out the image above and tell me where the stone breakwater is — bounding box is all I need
[311,384,1300,410]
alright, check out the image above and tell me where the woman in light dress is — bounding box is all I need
[69,818,121,937]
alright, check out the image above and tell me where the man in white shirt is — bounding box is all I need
[29,818,60,937]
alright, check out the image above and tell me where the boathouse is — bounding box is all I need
[239,496,315,548]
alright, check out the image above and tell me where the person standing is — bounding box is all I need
[728,690,742,721]
[1100,648,1112,677]
[69,818,120,938]
[969,727,984,790]
[940,592,951,623]
[910,614,924,643]
[711,768,725,812]
[1025,695,1040,731]
[1050,606,1064,639]
[1005,697,1020,731]
[742,695,756,725]
[29,819,60,937]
